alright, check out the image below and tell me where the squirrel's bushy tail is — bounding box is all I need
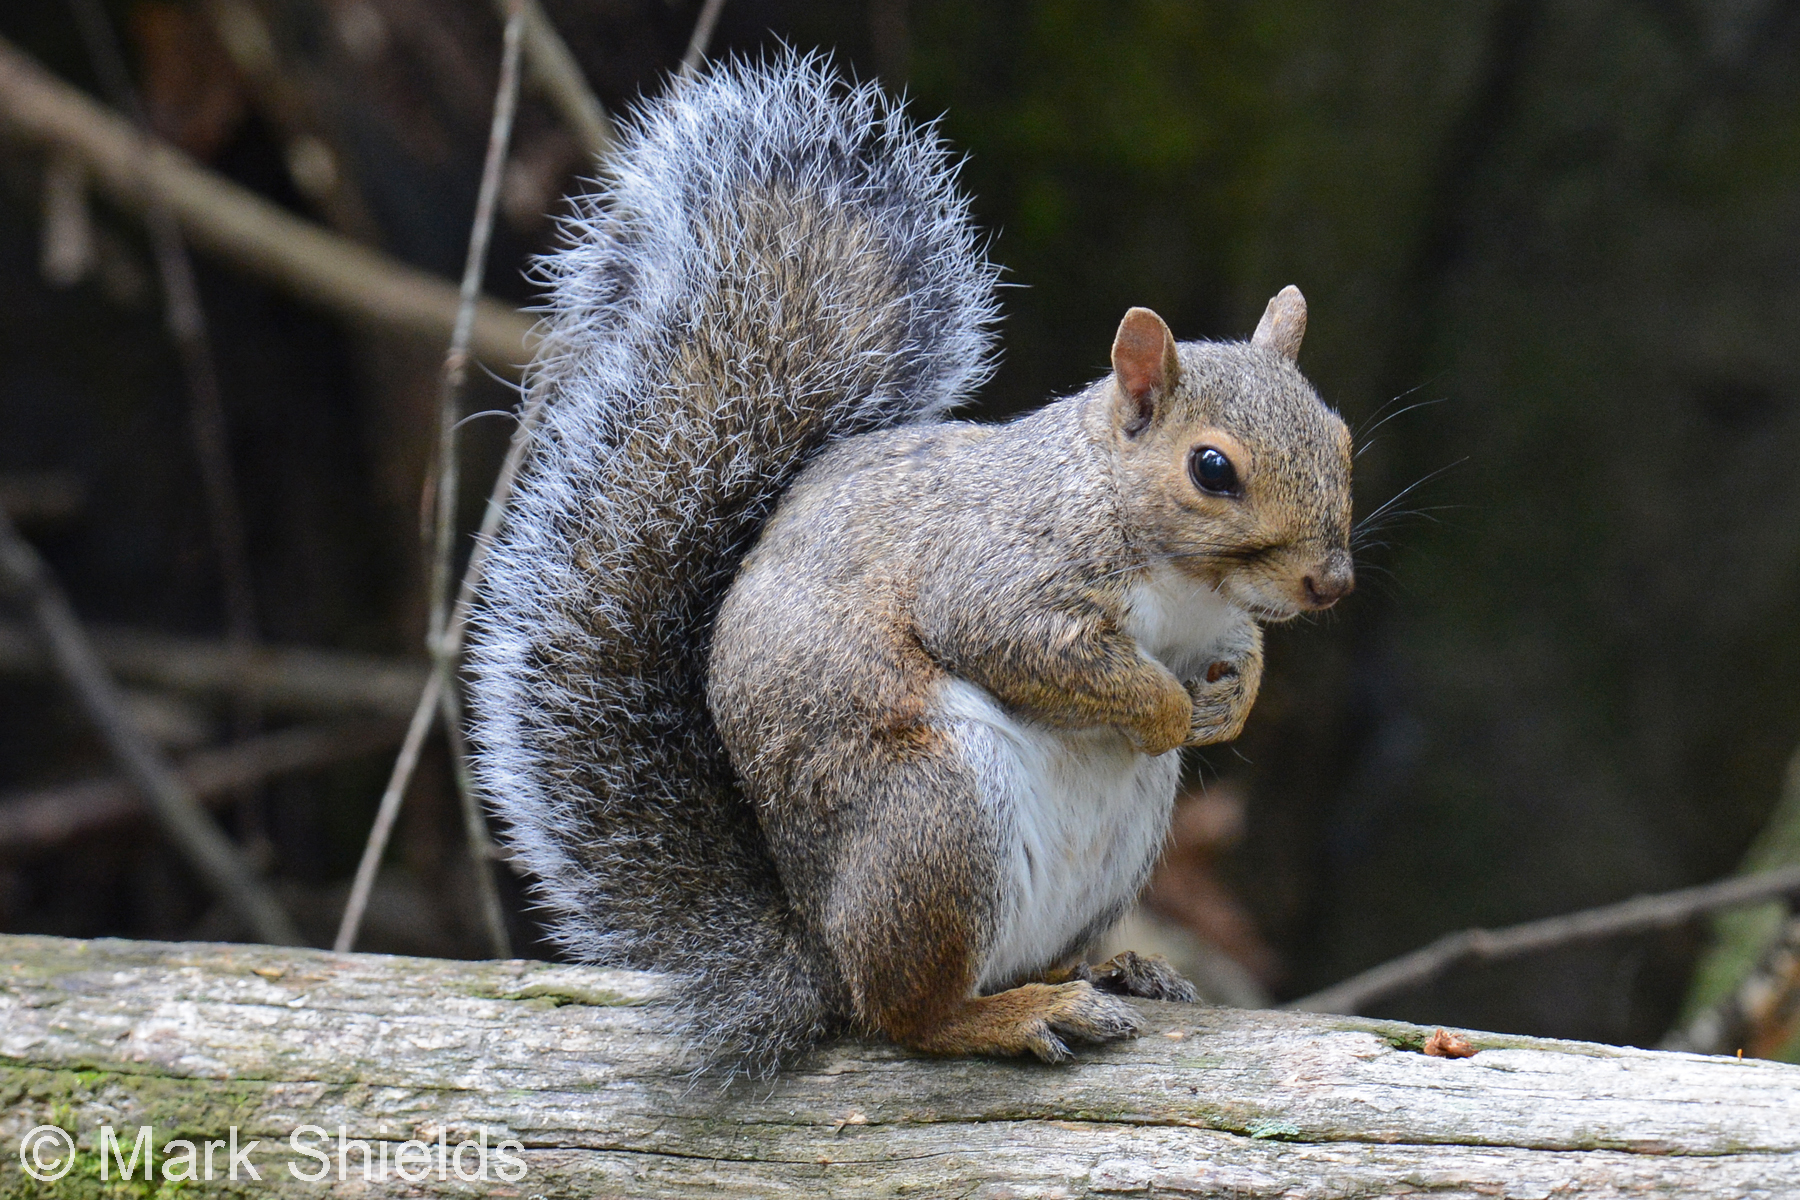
[468,55,998,1074]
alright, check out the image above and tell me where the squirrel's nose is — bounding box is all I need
[1301,551,1354,610]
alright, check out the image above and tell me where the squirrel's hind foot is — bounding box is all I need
[1089,950,1200,1003]
[897,980,1142,1064]
[1024,981,1144,1062]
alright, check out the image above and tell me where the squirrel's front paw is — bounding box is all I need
[1184,631,1264,746]
[1181,619,1264,748]
[1184,666,1252,746]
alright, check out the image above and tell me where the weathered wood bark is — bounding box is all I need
[2,935,1796,1197]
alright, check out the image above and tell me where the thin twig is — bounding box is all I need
[337,0,528,954]
[333,666,444,953]
[0,719,404,854]
[1288,864,1800,1015]
[0,507,302,944]
[430,0,526,960]
[430,2,527,652]
[328,373,548,954]
[499,0,614,159]
[0,34,535,369]
[679,0,728,78]
[1660,749,1800,1052]
[439,680,512,956]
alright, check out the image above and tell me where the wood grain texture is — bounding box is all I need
[2,934,1796,1197]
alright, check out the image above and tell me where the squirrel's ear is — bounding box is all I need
[1250,285,1307,361]
[1112,307,1181,436]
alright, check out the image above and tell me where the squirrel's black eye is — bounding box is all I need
[1189,446,1240,497]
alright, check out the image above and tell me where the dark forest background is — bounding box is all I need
[3,0,1799,1057]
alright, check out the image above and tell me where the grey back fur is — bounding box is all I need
[467,54,999,1074]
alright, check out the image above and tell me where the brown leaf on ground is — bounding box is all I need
[1424,1028,1477,1058]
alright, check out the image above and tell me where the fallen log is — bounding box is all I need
[1,935,1795,1196]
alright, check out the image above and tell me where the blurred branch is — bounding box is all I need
[0,34,536,370]
[338,0,528,954]
[679,0,727,78]
[200,0,383,241]
[499,0,614,159]
[0,619,426,716]
[0,472,84,524]
[1290,865,1800,1015]
[0,719,404,855]
[38,146,94,284]
[65,0,268,852]
[66,0,259,663]
[867,0,911,83]
[0,507,302,945]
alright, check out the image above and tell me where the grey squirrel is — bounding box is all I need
[469,55,1352,1076]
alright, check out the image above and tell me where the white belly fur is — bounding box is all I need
[937,564,1245,990]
